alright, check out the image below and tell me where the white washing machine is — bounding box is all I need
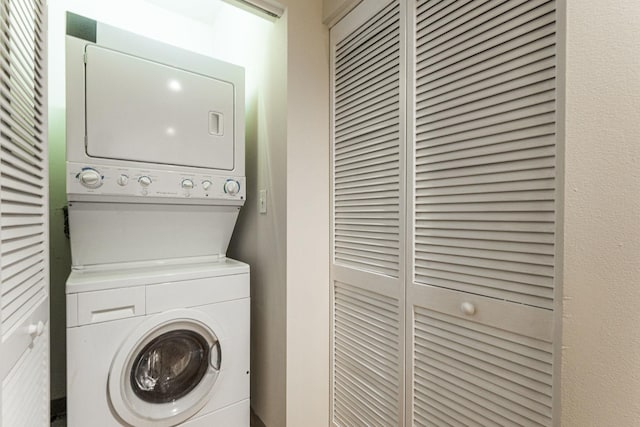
[66,257,250,426]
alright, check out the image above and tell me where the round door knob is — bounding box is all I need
[181,179,194,190]
[202,180,212,191]
[138,176,152,187]
[460,302,476,316]
[27,320,44,336]
[224,180,240,196]
[78,168,102,188]
[117,174,129,186]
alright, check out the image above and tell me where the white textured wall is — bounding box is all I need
[284,0,330,426]
[562,0,640,425]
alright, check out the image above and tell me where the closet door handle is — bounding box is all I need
[27,321,45,336]
[460,302,476,316]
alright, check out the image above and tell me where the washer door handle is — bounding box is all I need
[210,340,221,371]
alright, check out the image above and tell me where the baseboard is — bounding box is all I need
[250,407,267,427]
[51,397,66,421]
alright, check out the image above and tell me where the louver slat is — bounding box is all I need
[414,0,557,309]
[0,0,48,336]
[413,307,553,426]
[334,0,401,278]
[334,282,401,426]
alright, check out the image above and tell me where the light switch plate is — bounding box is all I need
[259,189,267,214]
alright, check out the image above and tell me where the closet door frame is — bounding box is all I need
[552,0,566,424]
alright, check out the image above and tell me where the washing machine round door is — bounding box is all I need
[108,309,223,427]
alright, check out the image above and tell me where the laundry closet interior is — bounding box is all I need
[45,0,295,425]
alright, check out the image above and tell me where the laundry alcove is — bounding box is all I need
[45,1,316,425]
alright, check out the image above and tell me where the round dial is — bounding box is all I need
[224,180,240,196]
[181,179,194,190]
[138,176,152,187]
[78,168,102,189]
[202,180,212,191]
[117,175,129,186]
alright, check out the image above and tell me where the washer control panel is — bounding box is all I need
[68,163,245,201]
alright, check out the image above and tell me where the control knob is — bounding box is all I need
[138,176,152,187]
[181,179,194,190]
[224,180,240,196]
[78,168,102,189]
[117,174,129,186]
[202,180,212,191]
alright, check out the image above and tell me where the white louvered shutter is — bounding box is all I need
[330,0,406,425]
[0,0,49,425]
[408,1,558,425]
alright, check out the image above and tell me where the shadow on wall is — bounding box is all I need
[227,47,288,425]
[49,106,72,402]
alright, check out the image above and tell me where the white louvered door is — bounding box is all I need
[330,0,406,425]
[408,1,559,426]
[332,0,561,426]
[0,0,49,425]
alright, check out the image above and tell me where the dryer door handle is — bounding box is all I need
[210,340,221,371]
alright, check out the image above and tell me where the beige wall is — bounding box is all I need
[228,13,288,427]
[283,0,330,426]
[322,0,359,24]
[230,1,330,426]
[562,0,640,425]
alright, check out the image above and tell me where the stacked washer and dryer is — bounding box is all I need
[64,14,250,426]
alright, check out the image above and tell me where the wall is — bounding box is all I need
[562,0,640,425]
[229,0,331,425]
[227,12,288,427]
[47,0,272,401]
[322,0,359,25]
[283,0,330,426]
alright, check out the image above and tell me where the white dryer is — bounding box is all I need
[66,258,250,426]
[64,13,247,267]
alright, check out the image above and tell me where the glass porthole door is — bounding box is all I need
[131,329,221,403]
[109,310,223,427]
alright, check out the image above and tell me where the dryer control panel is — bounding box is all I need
[67,162,246,204]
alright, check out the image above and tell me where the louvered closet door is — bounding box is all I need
[408,1,559,426]
[0,0,49,425]
[330,0,406,425]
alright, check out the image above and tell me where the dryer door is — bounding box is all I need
[109,310,223,427]
[84,45,235,170]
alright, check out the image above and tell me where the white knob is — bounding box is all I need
[117,174,129,186]
[139,176,152,187]
[224,180,240,196]
[181,179,194,190]
[202,180,212,191]
[78,168,102,188]
[460,302,476,316]
[27,321,44,336]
